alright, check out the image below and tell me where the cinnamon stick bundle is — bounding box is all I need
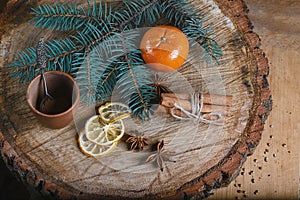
[161,93,232,113]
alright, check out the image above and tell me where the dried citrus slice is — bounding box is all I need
[78,131,118,158]
[98,102,131,123]
[85,115,125,146]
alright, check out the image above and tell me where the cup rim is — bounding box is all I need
[26,70,80,118]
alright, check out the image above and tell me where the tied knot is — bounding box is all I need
[170,93,224,125]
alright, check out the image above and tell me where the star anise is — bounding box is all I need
[145,140,175,172]
[126,134,150,151]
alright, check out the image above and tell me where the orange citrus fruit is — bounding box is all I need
[140,25,189,72]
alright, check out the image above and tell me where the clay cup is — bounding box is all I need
[26,71,80,129]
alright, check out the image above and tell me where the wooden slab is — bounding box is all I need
[0,0,272,199]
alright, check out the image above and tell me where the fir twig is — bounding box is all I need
[162,0,202,27]
[9,38,78,82]
[96,61,120,103]
[184,18,223,63]
[114,0,161,29]
[115,30,156,120]
[31,0,113,31]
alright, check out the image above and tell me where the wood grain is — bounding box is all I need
[209,0,300,199]
[0,0,274,199]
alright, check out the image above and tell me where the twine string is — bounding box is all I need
[170,93,224,125]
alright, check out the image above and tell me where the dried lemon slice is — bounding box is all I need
[85,115,125,146]
[98,102,131,123]
[78,131,118,158]
[78,103,130,158]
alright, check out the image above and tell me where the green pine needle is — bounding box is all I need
[31,0,113,31]
[162,0,202,27]
[9,38,78,82]
[183,19,223,63]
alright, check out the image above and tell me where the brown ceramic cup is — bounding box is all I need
[26,71,80,129]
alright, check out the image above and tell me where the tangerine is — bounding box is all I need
[140,25,189,72]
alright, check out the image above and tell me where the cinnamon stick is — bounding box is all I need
[162,97,229,113]
[161,94,231,113]
[154,105,227,123]
[161,93,232,106]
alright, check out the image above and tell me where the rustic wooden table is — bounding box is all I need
[0,0,299,199]
[209,0,300,199]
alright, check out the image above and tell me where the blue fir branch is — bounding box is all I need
[116,51,156,121]
[9,47,37,82]
[9,38,78,82]
[114,30,156,120]
[95,61,120,104]
[72,28,126,104]
[94,34,131,104]
[161,0,202,27]
[31,0,113,31]
[183,19,223,63]
[114,0,161,29]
